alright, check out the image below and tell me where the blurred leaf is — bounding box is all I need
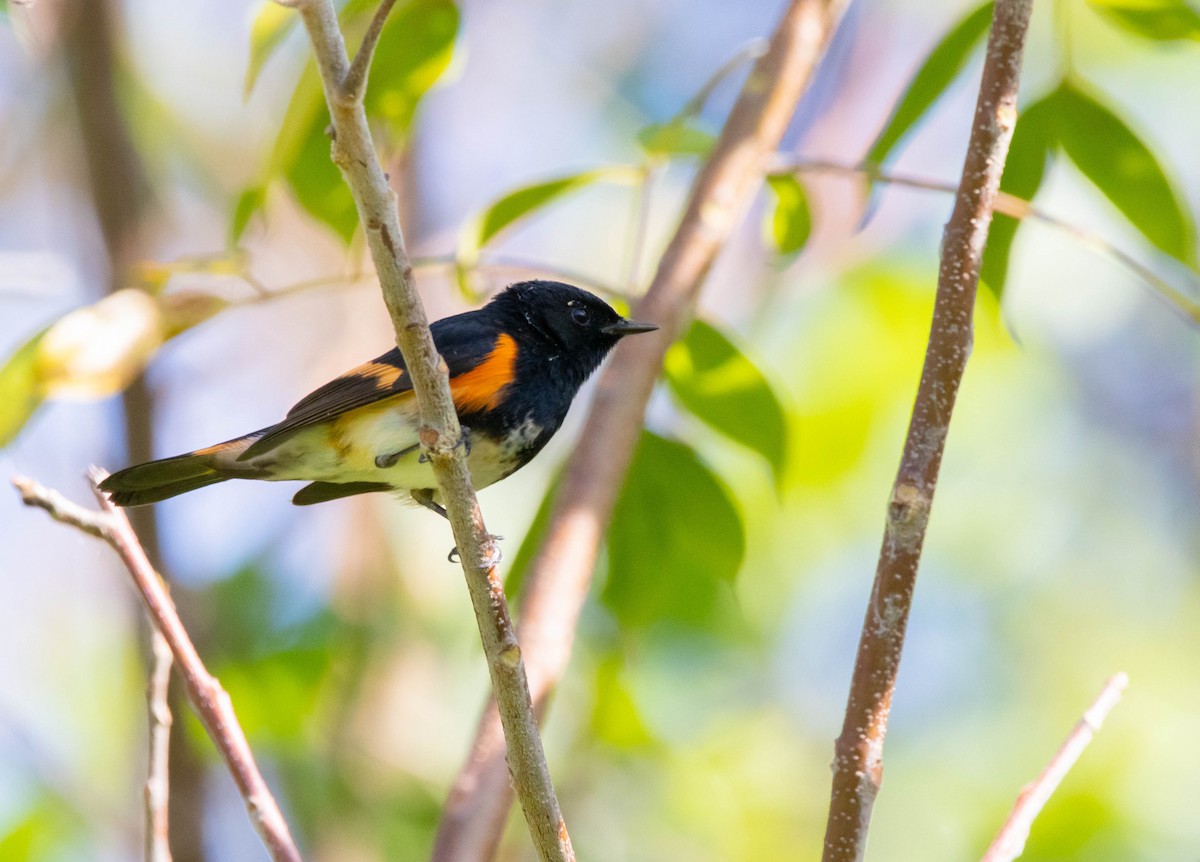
[0,796,78,861]
[504,472,560,599]
[590,655,656,749]
[637,120,716,158]
[763,174,811,255]
[1050,81,1194,264]
[604,432,744,629]
[980,96,1053,298]
[243,0,459,245]
[0,328,47,447]
[288,111,361,244]
[364,0,459,139]
[36,289,164,399]
[219,646,334,744]
[1088,0,1200,41]
[244,1,297,98]
[457,167,635,283]
[231,185,267,244]
[866,2,994,168]
[664,320,787,480]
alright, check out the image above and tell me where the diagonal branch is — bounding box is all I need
[431,1,850,859]
[343,0,398,103]
[13,472,302,862]
[982,673,1129,862]
[289,1,573,859]
[820,2,1035,860]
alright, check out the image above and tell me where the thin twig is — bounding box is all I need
[290,2,574,860]
[342,0,398,103]
[12,473,303,862]
[431,2,850,859]
[144,631,173,862]
[767,156,1200,323]
[982,673,1129,862]
[821,3,1035,861]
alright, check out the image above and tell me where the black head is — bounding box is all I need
[489,280,657,375]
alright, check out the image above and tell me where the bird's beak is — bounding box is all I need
[602,318,659,336]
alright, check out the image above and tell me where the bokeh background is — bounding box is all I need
[3,0,1200,860]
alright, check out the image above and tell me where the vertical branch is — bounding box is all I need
[60,1,209,857]
[432,1,850,859]
[12,473,304,862]
[288,2,573,859]
[144,632,174,862]
[820,2,1035,861]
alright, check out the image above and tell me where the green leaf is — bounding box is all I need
[866,2,994,167]
[504,473,560,600]
[230,185,267,245]
[636,120,716,158]
[1088,0,1200,41]
[244,1,297,98]
[1051,81,1194,263]
[364,0,459,139]
[243,0,460,245]
[0,328,48,448]
[980,96,1053,298]
[457,168,634,269]
[664,320,788,480]
[590,655,656,749]
[763,174,811,255]
[287,112,361,244]
[604,432,744,630]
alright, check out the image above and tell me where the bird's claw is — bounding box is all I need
[447,534,504,566]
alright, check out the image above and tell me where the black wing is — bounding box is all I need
[239,311,498,460]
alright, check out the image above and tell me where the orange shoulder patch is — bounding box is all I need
[450,333,518,413]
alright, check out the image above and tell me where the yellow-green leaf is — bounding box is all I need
[244,1,297,99]
[763,174,811,256]
[637,120,716,158]
[0,328,48,447]
[457,168,635,272]
[1088,0,1200,41]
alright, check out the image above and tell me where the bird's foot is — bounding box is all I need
[447,535,504,566]
[418,426,471,464]
[375,443,418,470]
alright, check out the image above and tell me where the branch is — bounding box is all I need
[820,3,1035,861]
[431,1,850,859]
[982,673,1129,862]
[767,156,1200,324]
[12,472,303,862]
[343,0,398,103]
[144,631,173,862]
[290,2,574,860]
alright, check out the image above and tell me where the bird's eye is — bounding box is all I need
[570,305,590,326]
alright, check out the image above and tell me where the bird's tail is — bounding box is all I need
[100,434,262,507]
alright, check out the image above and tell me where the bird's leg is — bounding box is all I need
[410,487,448,519]
[411,488,503,566]
[374,443,419,470]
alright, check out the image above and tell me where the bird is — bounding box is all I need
[100,280,658,523]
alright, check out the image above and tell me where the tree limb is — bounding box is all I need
[144,632,174,862]
[820,3,1035,860]
[289,2,573,859]
[431,1,850,859]
[12,472,303,862]
[981,673,1129,862]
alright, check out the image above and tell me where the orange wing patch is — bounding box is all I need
[450,333,518,413]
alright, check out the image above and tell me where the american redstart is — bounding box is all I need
[101,281,657,519]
